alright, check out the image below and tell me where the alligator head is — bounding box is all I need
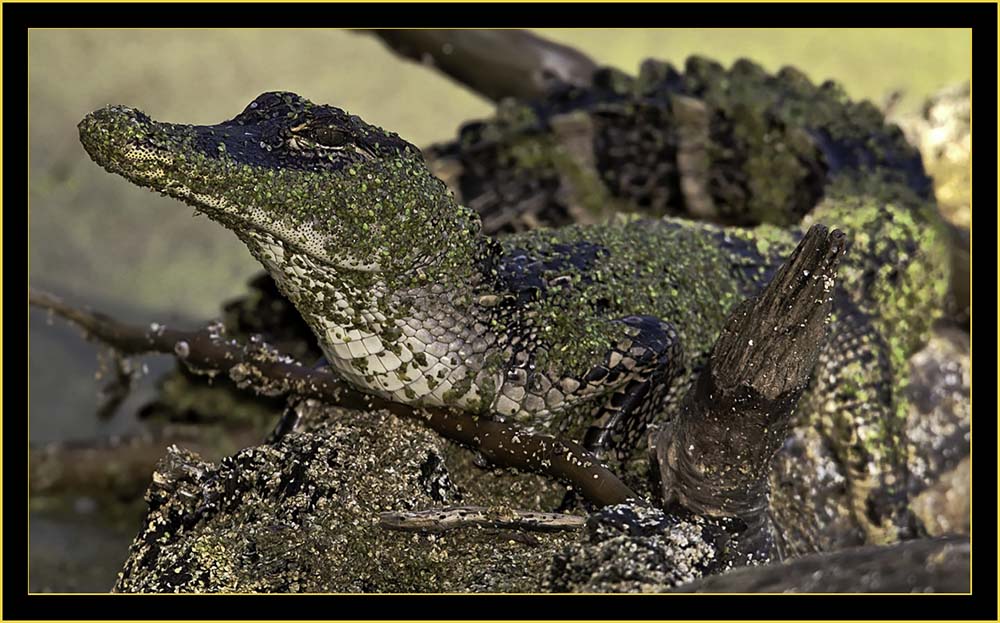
[79,92,506,411]
[78,91,485,283]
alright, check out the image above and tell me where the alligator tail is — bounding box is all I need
[429,56,935,231]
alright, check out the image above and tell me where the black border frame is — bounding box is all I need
[7,2,997,620]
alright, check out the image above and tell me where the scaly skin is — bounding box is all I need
[78,59,949,544]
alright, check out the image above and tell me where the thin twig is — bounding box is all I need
[379,505,586,533]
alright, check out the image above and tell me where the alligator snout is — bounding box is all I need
[78,105,152,166]
[79,105,178,183]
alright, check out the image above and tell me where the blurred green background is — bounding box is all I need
[28,28,969,590]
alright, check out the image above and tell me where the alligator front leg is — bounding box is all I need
[579,315,684,464]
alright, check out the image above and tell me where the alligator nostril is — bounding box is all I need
[78,105,156,166]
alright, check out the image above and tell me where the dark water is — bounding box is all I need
[28,300,190,593]
[29,512,138,593]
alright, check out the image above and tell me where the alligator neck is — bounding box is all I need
[241,225,501,410]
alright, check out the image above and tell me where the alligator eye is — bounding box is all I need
[310,126,350,148]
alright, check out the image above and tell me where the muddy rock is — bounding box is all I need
[905,325,971,536]
[545,503,723,592]
[671,535,969,593]
[114,402,577,593]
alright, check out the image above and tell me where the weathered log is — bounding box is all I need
[367,29,597,102]
[670,536,969,593]
[29,427,266,502]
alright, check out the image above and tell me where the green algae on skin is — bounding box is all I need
[799,172,950,543]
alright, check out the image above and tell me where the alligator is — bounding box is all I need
[77,57,950,545]
[427,57,933,232]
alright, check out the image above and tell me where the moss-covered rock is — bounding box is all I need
[114,403,578,593]
[544,504,722,592]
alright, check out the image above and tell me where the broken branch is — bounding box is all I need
[30,289,638,507]
[655,224,846,562]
